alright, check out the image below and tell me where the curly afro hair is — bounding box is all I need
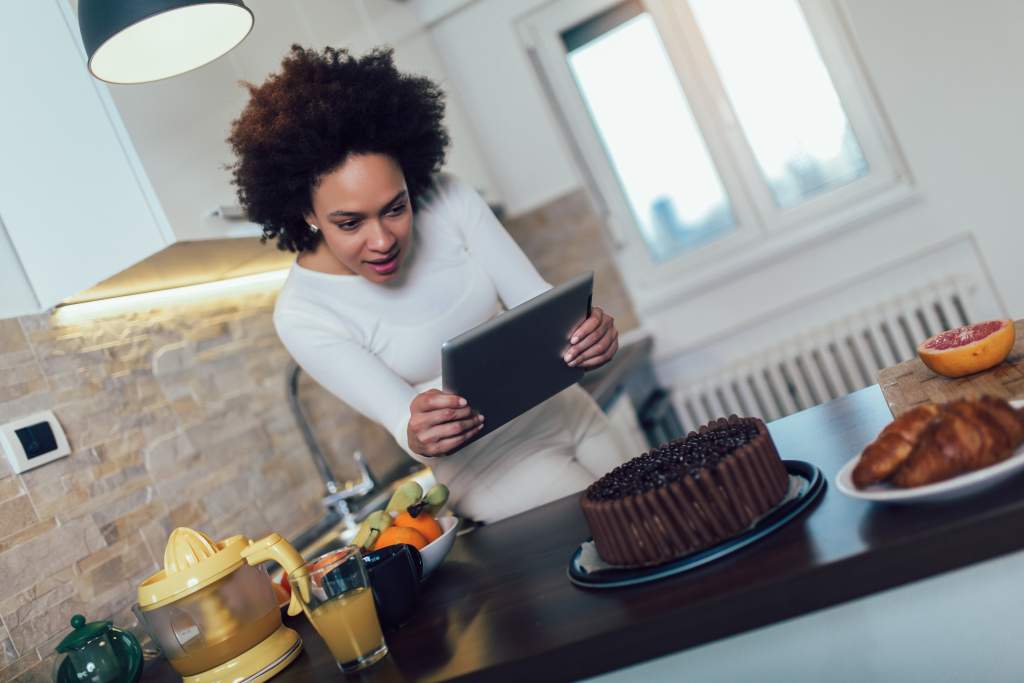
[227,45,450,252]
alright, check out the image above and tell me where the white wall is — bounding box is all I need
[425,0,1024,363]
[837,0,1024,317]
[407,0,475,25]
[426,0,583,215]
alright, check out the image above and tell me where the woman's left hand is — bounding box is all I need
[564,306,618,370]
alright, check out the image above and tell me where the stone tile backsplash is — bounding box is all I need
[0,294,409,681]
[504,188,639,332]
[0,187,636,681]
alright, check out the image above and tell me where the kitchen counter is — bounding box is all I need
[142,385,1024,681]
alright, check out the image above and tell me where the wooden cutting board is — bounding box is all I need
[878,319,1024,416]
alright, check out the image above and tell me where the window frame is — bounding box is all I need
[518,0,914,314]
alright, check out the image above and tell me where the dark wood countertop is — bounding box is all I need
[143,385,1024,681]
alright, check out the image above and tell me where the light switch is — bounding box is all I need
[1,410,70,473]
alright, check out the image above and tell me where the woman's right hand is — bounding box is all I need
[407,389,485,457]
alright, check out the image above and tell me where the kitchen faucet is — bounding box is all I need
[286,360,376,530]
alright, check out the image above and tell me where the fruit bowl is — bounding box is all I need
[419,516,458,580]
[272,515,460,607]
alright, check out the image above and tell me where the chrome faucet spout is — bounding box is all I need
[286,360,376,516]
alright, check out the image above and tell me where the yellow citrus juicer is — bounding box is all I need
[134,527,313,683]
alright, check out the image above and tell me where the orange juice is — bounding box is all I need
[308,587,384,664]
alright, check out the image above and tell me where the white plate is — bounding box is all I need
[419,515,458,579]
[835,400,1024,503]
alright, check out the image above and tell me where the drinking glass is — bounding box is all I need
[290,546,388,672]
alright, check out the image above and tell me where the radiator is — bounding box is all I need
[674,278,979,429]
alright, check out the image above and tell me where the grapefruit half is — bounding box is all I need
[917,319,1015,378]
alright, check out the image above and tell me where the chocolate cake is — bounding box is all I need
[581,416,790,567]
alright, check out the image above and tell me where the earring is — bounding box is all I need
[308,223,319,233]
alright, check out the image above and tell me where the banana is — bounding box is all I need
[423,483,450,515]
[352,510,392,550]
[385,481,423,515]
[352,523,372,550]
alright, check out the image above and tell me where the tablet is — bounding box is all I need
[442,271,594,448]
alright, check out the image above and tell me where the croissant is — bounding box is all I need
[852,404,940,487]
[854,397,1024,489]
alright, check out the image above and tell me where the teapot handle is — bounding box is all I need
[241,534,310,617]
[109,627,143,682]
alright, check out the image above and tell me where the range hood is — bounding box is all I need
[61,235,294,305]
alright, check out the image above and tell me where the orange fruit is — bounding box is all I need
[372,526,428,552]
[917,320,1015,378]
[393,511,443,544]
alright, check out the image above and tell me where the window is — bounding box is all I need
[687,0,868,208]
[565,8,736,262]
[521,0,909,309]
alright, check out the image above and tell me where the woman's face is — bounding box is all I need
[305,153,412,284]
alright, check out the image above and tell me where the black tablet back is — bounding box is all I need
[441,271,593,449]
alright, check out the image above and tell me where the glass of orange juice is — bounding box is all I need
[290,546,388,673]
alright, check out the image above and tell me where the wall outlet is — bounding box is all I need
[0,410,71,473]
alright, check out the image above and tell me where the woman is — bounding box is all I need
[228,46,627,523]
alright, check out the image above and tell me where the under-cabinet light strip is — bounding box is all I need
[53,269,290,324]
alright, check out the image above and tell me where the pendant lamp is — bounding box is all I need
[77,0,254,84]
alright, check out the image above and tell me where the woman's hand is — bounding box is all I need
[407,389,485,457]
[565,306,619,370]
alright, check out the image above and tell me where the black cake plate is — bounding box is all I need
[568,460,825,589]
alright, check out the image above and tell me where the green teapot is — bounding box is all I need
[53,614,142,683]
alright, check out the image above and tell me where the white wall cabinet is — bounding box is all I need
[0,0,173,318]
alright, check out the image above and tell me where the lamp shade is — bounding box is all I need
[78,0,254,84]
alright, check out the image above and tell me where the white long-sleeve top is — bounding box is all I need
[273,174,553,468]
